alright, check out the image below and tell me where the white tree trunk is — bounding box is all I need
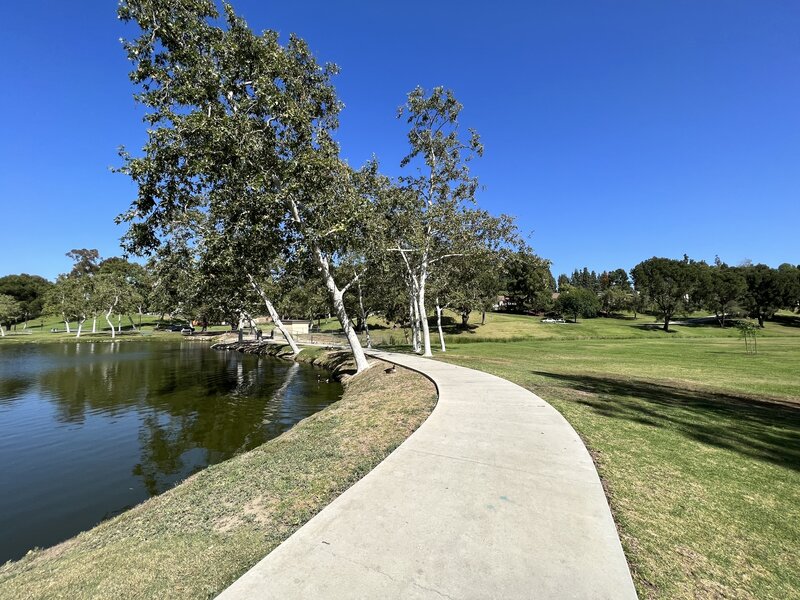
[312,247,370,374]
[106,307,116,339]
[76,316,86,338]
[436,299,446,352]
[0,325,4,337]
[417,275,433,357]
[357,281,372,348]
[92,316,97,333]
[363,319,372,349]
[64,319,71,334]
[246,273,300,355]
[409,294,420,352]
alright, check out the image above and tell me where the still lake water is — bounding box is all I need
[0,341,341,564]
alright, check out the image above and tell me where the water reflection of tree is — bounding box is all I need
[31,342,338,496]
[0,345,41,405]
[38,343,152,423]
[0,377,32,405]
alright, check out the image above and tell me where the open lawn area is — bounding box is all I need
[433,312,800,599]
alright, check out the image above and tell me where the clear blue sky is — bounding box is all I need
[1,1,798,281]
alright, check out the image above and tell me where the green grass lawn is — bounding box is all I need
[428,312,800,599]
[0,314,231,344]
[314,308,800,347]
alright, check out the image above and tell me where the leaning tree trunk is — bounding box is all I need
[106,306,117,339]
[106,297,119,340]
[436,298,446,353]
[312,248,370,374]
[75,316,86,338]
[246,273,300,355]
[64,319,71,334]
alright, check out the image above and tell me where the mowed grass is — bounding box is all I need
[0,314,231,344]
[315,308,800,348]
[432,314,800,599]
[0,350,437,600]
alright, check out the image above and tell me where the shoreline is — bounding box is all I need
[211,340,357,381]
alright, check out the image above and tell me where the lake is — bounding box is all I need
[0,341,341,564]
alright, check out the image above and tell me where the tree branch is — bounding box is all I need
[340,269,364,295]
[428,253,465,265]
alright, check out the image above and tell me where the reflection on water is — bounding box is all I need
[0,342,341,564]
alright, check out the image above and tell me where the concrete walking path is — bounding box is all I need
[216,350,637,599]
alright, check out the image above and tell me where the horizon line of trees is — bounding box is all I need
[3,252,797,340]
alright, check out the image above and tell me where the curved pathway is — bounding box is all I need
[217,350,637,599]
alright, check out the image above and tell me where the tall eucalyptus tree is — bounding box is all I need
[393,87,498,356]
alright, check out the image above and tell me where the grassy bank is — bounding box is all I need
[0,349,436,600]
[435,319,800,599]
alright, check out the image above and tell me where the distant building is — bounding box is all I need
[252,316,311,336]
[272,320,311,336]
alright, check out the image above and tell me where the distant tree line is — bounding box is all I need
[0,274,53,336]
[555,257,800,331]
[3,250,796,339]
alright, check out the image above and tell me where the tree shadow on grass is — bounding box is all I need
[532,371,800,472]
[772,314,800,328]
[631,324,677,334]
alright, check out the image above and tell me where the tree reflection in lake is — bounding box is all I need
[0,341,340,563]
